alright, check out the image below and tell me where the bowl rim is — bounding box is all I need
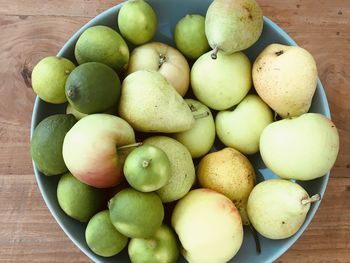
[30,2,331,262]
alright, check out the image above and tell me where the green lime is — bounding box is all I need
[65,62,120,114]
[31,114,76,175]
[31,56,76,103]
[86,210,128,257]
[57,172,103,222]
[75,25,129,72]
[124,145,171,192]
[128,224,179,263]
[118,0,157,45]
[109,188,164,238]
[174,15,210,59]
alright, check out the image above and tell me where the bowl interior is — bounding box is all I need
[31,0,330,262]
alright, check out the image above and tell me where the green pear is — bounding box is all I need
[191,51,251,110]
[173,99,215,158]
[247,179,321,239]
[118,0,157,45]
[205,0,263,58]
[174,14,210,60]
[260,113,339,181]
[253,44,318,118]
[216,94,273,155]
[119,70,194,133]
[143,136,195,203]
[172,189,243,263]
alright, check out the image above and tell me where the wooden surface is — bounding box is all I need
[0,0,349,262]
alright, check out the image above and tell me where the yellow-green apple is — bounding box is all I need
[260,113,339,180]
[216,94,273,155]
[172,188,243,263]
[127,42,190,96]
[173,99,215,158]
[62,114,136,188]
[191,50,251,110]
[253,44,318,118]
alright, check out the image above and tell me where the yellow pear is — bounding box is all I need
[197,147,256,225]
[253,44,318,118]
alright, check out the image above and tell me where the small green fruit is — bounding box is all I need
[124,145,171,192]
[109,188,164,238]
[65,62,120,114]
[31,114,76,176]
[86,210,128,257]
[128,224,179,263]
[118,0,157,45]
[75,25,129,71]
[57,172,103,222]
[31,56,75,104]
[174,14,210,59]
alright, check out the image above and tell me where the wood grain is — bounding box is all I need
[0,0,349,262]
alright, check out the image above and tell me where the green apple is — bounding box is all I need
[128,224,179,263]
[191,50,252,110]
[260,113,339,180]
[172,189,243,263]
[118,0,157,45]
[173,99,215,158]
[216,94,273,155]
[127,42,190,96]
[174,14,210,60]
[62,114,136,188]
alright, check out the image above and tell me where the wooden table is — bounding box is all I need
[0,0,349,262]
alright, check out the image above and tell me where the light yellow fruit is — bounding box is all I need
[197,147,256,225]
[253,44,318,118]
[172,188,243,263]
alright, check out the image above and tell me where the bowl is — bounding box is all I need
[30,0,331,262]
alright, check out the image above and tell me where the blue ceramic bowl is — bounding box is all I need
[31,0,331,262]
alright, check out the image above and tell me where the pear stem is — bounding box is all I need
[142,159,151,168]
[194,111,209,119]
[117,142,143,151]
[249,224,261,254]
[211,45,219,60]
[301,194,321,205]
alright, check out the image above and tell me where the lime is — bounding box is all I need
[118,0,157,45]
[128,224,179,263]
[57,172,103,222]
[31,114,76,175]
[174,15,210,59]
[75,25,129,72]
[123,145,171,192]
[31,56,75,103]
[86,210,128,257]
[109,188,164,238]
[65,62,120,114]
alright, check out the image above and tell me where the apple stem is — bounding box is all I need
[194,111,209,119]
[117,142,143,151]
[159,54,167,68]
[211,45,219,60]
[142,159,151,168]
[67,88,74,98]
[301,194,321,205]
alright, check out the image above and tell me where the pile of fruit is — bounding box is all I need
[30,0,340,262]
